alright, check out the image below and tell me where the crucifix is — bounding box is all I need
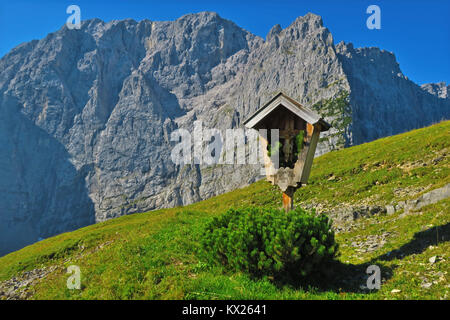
[244,92,330,212]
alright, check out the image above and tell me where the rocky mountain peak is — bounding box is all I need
[266,24,282,42]
[281,12,332,46]
[421,82,449,99]
[293,12,324,29]
[177,11,222,23]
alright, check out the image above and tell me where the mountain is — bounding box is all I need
[421,82,449,99]
[0,12,448,255]
[1,121,449,299]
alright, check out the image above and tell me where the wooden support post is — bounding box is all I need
[282,187,296,212]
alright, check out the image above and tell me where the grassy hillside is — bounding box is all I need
[0,121,449,300]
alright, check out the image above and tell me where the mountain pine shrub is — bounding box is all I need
[200,207,338,280]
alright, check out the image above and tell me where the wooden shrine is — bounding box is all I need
[244,92,330,212]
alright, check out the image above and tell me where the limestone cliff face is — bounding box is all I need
[335,43,450,144]
[0,12,448,255]
[421,82,449,99]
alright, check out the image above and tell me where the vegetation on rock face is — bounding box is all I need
[0,121,448,300]
[313,90,352,149]
[201,207,337,280]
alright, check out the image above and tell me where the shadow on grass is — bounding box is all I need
[272,222,449,294]
[375,222,449,262]
[273,259,395,294]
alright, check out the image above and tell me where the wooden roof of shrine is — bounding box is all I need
[243,92,331,131]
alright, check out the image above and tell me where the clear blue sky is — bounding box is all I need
[0,0,448,85]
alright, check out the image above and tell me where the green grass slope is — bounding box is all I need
[0,121,449,300]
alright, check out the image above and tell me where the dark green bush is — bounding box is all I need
[201,207,338,280]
